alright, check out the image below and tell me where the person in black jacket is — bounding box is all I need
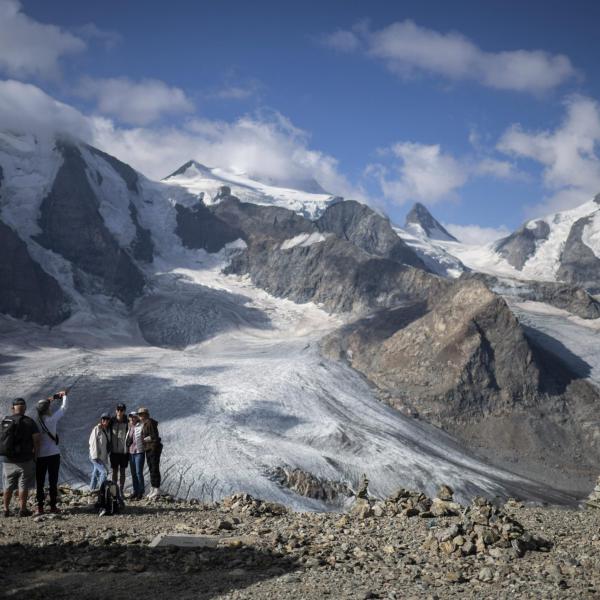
[109,403,129,491]
[1,398,41,517]
[136,407,162,499]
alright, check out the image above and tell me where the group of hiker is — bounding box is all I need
[1,391,163,517]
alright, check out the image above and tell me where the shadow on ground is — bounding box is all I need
[0,541,301,600]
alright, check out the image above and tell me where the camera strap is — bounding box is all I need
[38,417,59,445]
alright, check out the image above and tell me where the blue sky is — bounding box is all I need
[2,0,600,242]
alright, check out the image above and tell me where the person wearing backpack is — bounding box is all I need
[89,413,111,491]
[137,407,162,499]
[1,398,41,517]
[35,390,68,515]
[109,403,128,492]
[126,411,145,500]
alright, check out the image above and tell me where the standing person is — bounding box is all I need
[1,398,41,517]
[88,414,110,491]
[126,412,145,500]
[35,390,68,515]
[109,403,128,491]
[137,407,162,499]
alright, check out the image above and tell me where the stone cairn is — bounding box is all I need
[350,482,551,559]
[585,476,600,510]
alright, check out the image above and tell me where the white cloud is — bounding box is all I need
[324,20,577,94]
[498,95,600,214]
[371,142,468,204]
[368,141,520,206]
[444,223,510,245]
[77,77,194,126]
[0,0,85,79]
[93,111,364,199]
[322,29,361,52]
[0,79,92,140]
[76,23,122,50]
[0,80,363,200]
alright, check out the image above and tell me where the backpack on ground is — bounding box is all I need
[0,415,23,458]
[95,480,125,516]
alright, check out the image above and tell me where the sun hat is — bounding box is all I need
[137,407,149,415]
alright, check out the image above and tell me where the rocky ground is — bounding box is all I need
[1,485,600,600]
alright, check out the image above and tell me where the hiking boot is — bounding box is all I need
[18,508,33,517]
[3,509,10,518]
[36,506,44,516]
[49,506,61,514]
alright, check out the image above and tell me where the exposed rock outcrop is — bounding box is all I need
[557,215,600,293]
[495,220,551,270]
[463,272,600,319]
[34,142,145,306]
[0,220,70,325]
[322,277,600,490]
[175,200,242,252]
[405,202,458,242]
[317,200,427,269]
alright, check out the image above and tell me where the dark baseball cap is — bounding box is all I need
[100,412,111,420]
[12,398,26,406]
[116,403,126,410]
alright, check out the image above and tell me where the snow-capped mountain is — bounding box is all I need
[391,203,467,278]
[163,159,340,219]
[1,128,599,507]
[404,201,458,242]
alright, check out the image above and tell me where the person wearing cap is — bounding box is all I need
[126,412,145,499]
[35,390,68,515]
[1,398,41,517]
[109,403,129,492]
[137,407,162,499]
[88,414,111,491]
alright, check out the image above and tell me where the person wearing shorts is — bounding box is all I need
[2,398,41,517]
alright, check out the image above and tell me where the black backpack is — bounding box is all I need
[96,481,125,516]
[0,415,27,458]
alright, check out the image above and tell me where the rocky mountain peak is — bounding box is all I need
[405,202,458,242]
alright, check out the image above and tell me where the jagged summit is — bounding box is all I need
[405,202,458,242]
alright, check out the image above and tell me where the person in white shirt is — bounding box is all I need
[89,414,111,490]
[35,390,68,515]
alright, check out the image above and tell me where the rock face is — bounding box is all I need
[405,202,458,242]
[175,200,243,253]
[322,277,600,489]
[317,200,427,269]
[226,234,446,314]
[463,272,600,320]
[495,220,551,270]
[212,194,315,242]
[34,142,145,306]
[557,216,600,293]
[0,220,70,325]
[215,196,446,314]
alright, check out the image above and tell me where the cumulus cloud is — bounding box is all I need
[0,0,85,79]
[93,111,364,199]
[498,95,600,213]
[368,141,520,206]
[323,20,577,93]
[368,142,467,204]
[444,223,510,245]
[77,77,194,126]
[0,79,92,140]
[0,79,362,199]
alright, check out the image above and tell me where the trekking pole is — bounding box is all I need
[65,369,89,395]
